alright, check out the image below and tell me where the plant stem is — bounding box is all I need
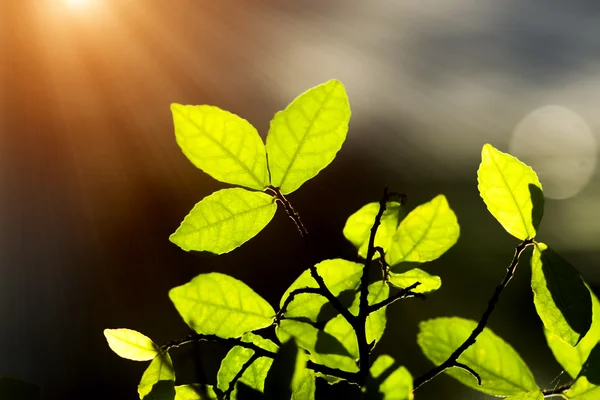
[368,282,423,313]
[542,382,573,397]
[412,239,534,391]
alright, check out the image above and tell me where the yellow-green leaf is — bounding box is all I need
[477,144,544,240]
[104,328,159,361]
[217,333,278,400]
[388,268,441,294]
[566,377,600,399]
[279,259,363,321]
[276,320,358,373]
[545,287,600,378]
[387,195,459,266]
[266,80,351,194]
[418,317,538,396]
[170,188,276,254]
[365,355,413,400]
[169,273,275,338]
[138,353,175,399]
[264,340,314,400]
[504,391,543,400]
[171,104,268,190]
[531,243,592,346]
[343,201,402,259]
[175,384,218,400]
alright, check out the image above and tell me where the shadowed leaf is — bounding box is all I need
[138,353,175,399]
[364,355,413,400]
[566,377,600,399]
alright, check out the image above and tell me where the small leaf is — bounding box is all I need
[323,282,390,358]
[276,320,359,372]
[280,259,363,321]
[170,273,275,338]
[387,195,460,266]
[0,377,40,400]
[531,243,592,346]
[104,329,159,361]
[266,80,351,194]
[388,268,441,294]
[365,354,413,400]
[504,391,543,400]
[343,201,402,259]
[171,104,269,190]
[217,333,278,399]
[566,377,600,399]
[545,287,600,378]
[175,384,219,400]
[477,144,544,240]
[170,188,276,254]
[138,353,175,399]
[418,317,538,396]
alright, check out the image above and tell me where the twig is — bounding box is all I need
[542,382,573,397]
[368,282,424,313]
[454,362,481,385]
[412,239,534,391]
[267,186,356,325]
[277,287,323,322]
[374,246,390,281]
[222,353,260,399]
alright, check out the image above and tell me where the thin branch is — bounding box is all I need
[357,188,391,382]
[368,282,424,313]
[412,239,534,391]
[374,246,390,282]
[267,186,356,325]
[542,382,573,397]
[222,353,261,399]
[454,362,481,385]
[306,361,359,383]
[276,287,323,322]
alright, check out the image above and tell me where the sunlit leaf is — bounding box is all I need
[170,273,275,338]
[276,320,358,372]
[566,377,600,399]
[418,317,538,396]
[343,201,402,259]
[387,195,459,265]
[477,144,544,240]
[104,329,159,361]
[279,259,363,321]
[170,188,277,254]
[531,243,592,347]
[504,391,543,400]
[388,268,441,294]
[217,333,278,400]
[323,282,390,358]
[291,369,316,400]
[264,340,315,400]
[171,104,269,190]
[364,354,413,400]
[266,80,351,194]
[0,377,40,400]
[175,384,219,400]
[138,353,175,399]
[545,286,600,379]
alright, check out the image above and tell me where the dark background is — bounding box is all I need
[1,1,599,399]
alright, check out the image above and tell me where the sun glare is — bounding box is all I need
[64,0,91,7]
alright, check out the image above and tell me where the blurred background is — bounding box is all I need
[1,0,599,398]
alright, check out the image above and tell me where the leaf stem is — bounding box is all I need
[368,282,424,313]
[276,287,323,322]
[541,382,572,397]
[412,239,534,391]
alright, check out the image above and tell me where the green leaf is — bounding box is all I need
[388,268,441,294]
[279,259,363,321]
[343,201,403,259]
[323,282,390,358]
[170,188,276,255]
[276,320,359,372]
[170,273,275,338]
[291,369,316,400]
[144,381,176,400]
[0,377,40,400]
[217,332,278,399]
[175,384,219,400]
[417,317,538,396]
[264,340,315,400]
[477,144,544,240]
[504,391,543,400]
[171,104,269,190]
[531,243,592,346]
[104,328,159,361]
[386,195,460,266]
[138,352,175,399]
[365,354,413,400]
[266,80,351,194]
[567,377,600,399]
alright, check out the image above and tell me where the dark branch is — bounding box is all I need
[454,362,481,385]
[374,246,390,281]
[368,282,424,313]
[277,287,323,322]
[223,353,261,399]
[412,239,534,391]
[541,382,573,396]
[307,361,360,383]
